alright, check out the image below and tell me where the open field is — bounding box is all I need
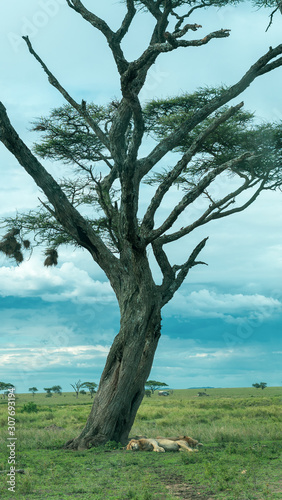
[0,387,282,499]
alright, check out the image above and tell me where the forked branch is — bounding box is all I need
[153,236,209,306]
[66,0,129,74]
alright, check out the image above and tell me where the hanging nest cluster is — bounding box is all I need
[0,229,59,267]
[0,229,30,264]
[44,248,58,267]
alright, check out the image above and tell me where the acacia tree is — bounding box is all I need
[0,382,14,399]
[82,382,98,398]
[252,382,268,389]
[52,385,63,395]
[0,1,282,449]
[145,380,168,393]
[28,387,38,397]
[71,380,84,399]
[44,387,53,397]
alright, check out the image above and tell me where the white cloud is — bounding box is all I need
[164,288,281,322]
[0,258,115,304]
[0,344,110,371]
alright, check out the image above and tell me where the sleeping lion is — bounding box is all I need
[157,435,202,448]
[126,436,201,452]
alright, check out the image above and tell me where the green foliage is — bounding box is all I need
[2,79,282,264]
[253,382,268,390]
[81,382,98,397]
[254,0,282,7]
[28,387,38,395]
[51,385,62,394]
[32,103,112,165]
[128,0,243,10]
[44,388,53,397]
[103,440,123,450]
[0,382,14,398]
[145,380,168,393]
[144,88,282,187]
[21,402,38,413]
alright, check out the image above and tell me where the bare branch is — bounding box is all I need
[159,237,209,306]
[265,1,282,31]
[140,0,163,19]
[204,181,266,222]
[164,27,230,48]
[66,0,129,74]
[22,36,110,151]
[121,26,229,85]
[115,0,137,42]
[172,1,209,30]
[66,0,114,38]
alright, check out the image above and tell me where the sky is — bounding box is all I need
[0,0,282,393]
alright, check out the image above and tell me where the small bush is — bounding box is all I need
[45,413,55,421]
[21,402,38,413]
[103,440,123,450]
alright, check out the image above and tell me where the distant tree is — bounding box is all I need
[0,382,14,399]
[252,382,267,390]
[71,380,84,399]
[51,385,62,395]
[29,387,38,397]
[145,380,168,394]
[81,382,98,398]
[44,387,53,397]
[80,389,87,395]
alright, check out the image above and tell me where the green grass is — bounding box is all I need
[0,387,282,499]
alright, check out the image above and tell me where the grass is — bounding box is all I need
[0,387,282,499]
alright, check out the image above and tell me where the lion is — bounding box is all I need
[126,438,166,452]
[126,436,200,452]
[157,435,202,448]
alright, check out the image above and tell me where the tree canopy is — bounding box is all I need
[2,90,282,270]
[145,380,169,393]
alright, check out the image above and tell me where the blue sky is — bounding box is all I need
[0,1,282,393]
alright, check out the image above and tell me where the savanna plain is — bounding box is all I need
[0,387,282,499]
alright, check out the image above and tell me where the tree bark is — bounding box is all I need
[65,251,162,450]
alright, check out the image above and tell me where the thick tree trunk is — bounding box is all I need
[65,255,162,450]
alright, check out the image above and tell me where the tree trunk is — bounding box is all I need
[65,257,162,450]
